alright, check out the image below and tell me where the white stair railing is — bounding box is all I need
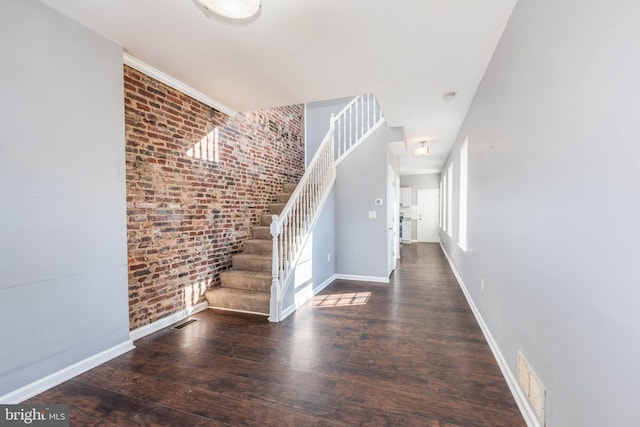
[333,93,384,162]
[269,94,385,321]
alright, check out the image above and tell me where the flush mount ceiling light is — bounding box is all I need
[195,0,261,20]
[414,141,432,157]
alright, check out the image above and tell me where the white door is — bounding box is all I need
[417,189,440,242]
[387,166,399,275]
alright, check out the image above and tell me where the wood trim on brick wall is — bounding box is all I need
[124,65,305,330]
[123,53,236,117]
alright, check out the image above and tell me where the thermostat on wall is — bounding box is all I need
[374,198,383,205]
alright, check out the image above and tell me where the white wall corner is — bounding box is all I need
[439,243,542,427]
[130,301,209,342]
[0,340,134,404]
[123,52,236,117]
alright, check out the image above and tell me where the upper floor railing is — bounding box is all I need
[333,93,383,162]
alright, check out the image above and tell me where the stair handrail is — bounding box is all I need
[269,94,384,321]
[269,127,335,321]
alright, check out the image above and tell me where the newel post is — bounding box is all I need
[269,215,280,322]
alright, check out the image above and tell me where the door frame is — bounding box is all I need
[387,166,400,275]
[417,189,440,243]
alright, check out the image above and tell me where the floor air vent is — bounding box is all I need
[172,319,198,330]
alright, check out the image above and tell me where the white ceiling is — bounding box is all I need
[40,0,516,175]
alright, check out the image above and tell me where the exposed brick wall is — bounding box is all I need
[124,65,305,330]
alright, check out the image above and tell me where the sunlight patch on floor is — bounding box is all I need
[310,292,371,308]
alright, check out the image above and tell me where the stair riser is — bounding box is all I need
[270,203,285,215]
[220,273,271,292]
[276,193,292,203]
[232,256,271,272]
[262,215,275,226]
[244,240,273,255]
[253,226,271,240]
[205,289,269,314]
[283,183,297,193]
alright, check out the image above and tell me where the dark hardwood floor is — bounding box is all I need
[27,243,525,426]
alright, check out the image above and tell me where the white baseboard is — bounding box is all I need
[280,302,297,321]
[439,243,541,427]
[334,274,389,284]
[130,301,209,342]
[0,340,134,404]
[313,273,336,294]
[280,273,337,321]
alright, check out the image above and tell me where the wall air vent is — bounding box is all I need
[517,351,546,425]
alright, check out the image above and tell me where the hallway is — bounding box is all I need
[27,243,525,426]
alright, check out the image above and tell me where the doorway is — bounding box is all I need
[417,189,440,242]
[387,165,400,275]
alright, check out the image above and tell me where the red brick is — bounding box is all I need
[124,65,304,330]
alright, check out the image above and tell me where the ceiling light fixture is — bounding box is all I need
[414,141,432,157]
[195,0,261,20]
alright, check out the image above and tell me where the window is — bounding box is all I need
[439,176,443,229]
[446,162,453,235]
[458,137,469,250]
[441,169,448,232]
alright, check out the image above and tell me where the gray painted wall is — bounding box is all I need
[335,125,390,278]
[0,0,130,397]
[304,97,352,166]
[280,187,336,312]
[311,187,336,287]
[440,0,640,425]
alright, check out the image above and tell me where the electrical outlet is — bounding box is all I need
[327,253,331,262]
[481,279,485,292]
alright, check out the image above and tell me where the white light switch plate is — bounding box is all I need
[368,211,377,219]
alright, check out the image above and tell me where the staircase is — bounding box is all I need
[206,94,384,321]
[205,183,297,315]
